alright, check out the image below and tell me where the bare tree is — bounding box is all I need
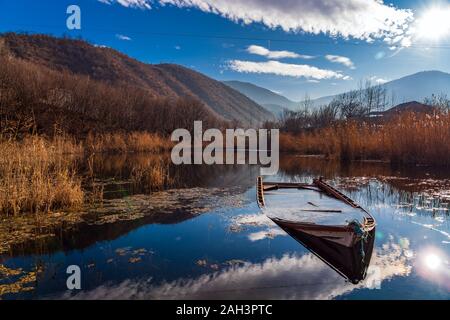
[424,93,450,113]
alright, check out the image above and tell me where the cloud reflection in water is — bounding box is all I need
[60,238,412,300]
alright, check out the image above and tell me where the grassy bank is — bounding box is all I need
[280,113,450,166]
[85,132,171,154]
[0,133,173,215]
[0,136,83,215]
[3,112,450,215]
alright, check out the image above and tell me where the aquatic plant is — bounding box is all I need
[0,136,83,215]
[280,112,450,166]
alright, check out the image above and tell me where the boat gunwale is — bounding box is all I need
[256,176,376,232]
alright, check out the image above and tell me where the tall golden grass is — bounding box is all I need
[0,136,83,215]
[0,132,174,215]
[280,113,450,166]
[130,156,174,192]
[85,132,172,154]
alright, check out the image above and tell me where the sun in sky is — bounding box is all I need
[414,3,450,42]
[1,0,450,101]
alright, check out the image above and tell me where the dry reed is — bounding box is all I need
[85,132,172,154]
[280,113,450,166]
[0,136,83,215]
[0,133,174,215]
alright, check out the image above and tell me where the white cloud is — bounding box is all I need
[58,238,412,300]
[369,76,388,84]
[247,45,314,60]
[174,45,181,50]
[116,34,132,41]
[248,228,287,241]
[228,60,346,80]
[100,0,151,9]
[307,79,320,83]
[325,55,355,69]
[100,0,414,45]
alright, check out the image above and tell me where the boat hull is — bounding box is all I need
[272,218,375,284]
[256,177,377,284]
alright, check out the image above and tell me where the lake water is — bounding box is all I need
[1,155,449,299]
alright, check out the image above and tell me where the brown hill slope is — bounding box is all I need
[370,101,436,120]
[0,33,273,125]
[0,53,221,137]
[385,101,435,115]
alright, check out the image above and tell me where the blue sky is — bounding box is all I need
[1,0,450,100]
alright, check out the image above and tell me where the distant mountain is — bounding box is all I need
[385,101,435,115]
[258,104,288,118]
[1,33,273,125]
[312,71,450,108]
[370,101,436,120]
[310,94,337,108]
[223,81,297,117]
[383,71,450,104]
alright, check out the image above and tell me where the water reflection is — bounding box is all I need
[415,247,450,290]
[59,236,410,300]
[272,219,375,284]
[0,161,259,257]
[1,154,450,299]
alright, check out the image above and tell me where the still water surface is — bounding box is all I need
[1,155,449,299]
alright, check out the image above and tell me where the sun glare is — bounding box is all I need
[424,253,442,270]
[416,6,450,41]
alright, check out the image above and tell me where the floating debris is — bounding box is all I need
[0,186,247,255]
[115,247,132,256]
[228,224,243,233]
[196,259,207,267]
[0,264,22,277]
[224,259,247,267]
[132,248,148,256]
[128,257,142,264]
[0,265,42,297]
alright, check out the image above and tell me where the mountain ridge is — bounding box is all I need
[0,33,274,125]
[311,70,450,108]
[223,80,296,117]
[225,71,450,113]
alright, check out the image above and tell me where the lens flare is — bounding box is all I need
[416,247,450,290]
[415,6,450,41]
[424,253,442,270]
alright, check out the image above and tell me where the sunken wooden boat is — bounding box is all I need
[256,176,376,284]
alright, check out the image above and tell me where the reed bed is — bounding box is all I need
[130,156,174,192]
[85,132,172,154]
[280,113,450,166]
[0,136,83,215]
[0,133,174,215]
